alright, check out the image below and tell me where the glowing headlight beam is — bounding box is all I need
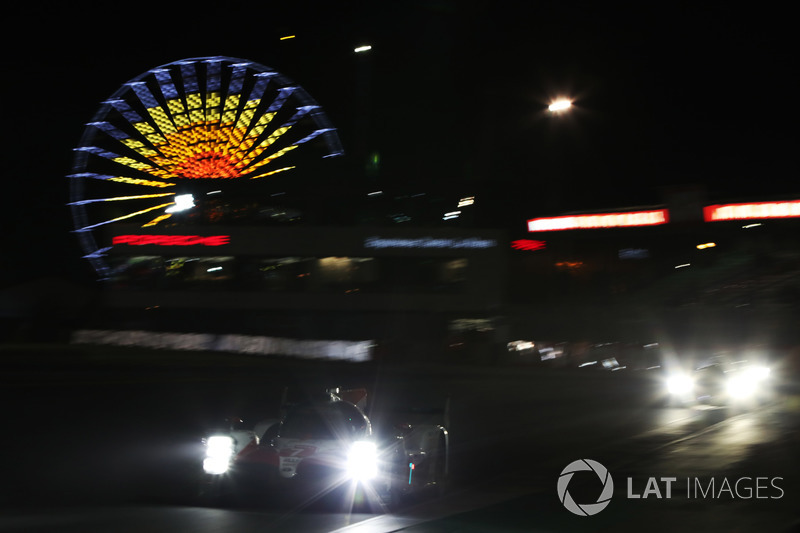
[747,366,771,380]
[726,375,757,399]
[346,441,378,481]
[666,374,694,395]
[203,435,235,475]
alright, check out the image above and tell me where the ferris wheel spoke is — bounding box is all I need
[128,81,178,136]
[245,145,299,173]
[67,192,174,206]
[234,105,315,170]
[265,86,297,114]
[73,202,175,233]
[249,166,296,180]
[178,61,200,92]
[82,246,112,260]
[90,121,164,160]
[74,146,174,179]
[68,172,174,189]
[177,63,207,137]
[105,99,170,153]
[297,127,335,146]
[141,214,173,228]
[231,70,277,140]
[207,63,250,154]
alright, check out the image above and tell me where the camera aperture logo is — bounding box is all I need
[558,459,786,517]
[557,459,614,516]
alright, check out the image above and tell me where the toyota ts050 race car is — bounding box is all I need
[663,360,774,407]
[197,388,449,510]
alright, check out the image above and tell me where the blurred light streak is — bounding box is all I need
[74,203,174,232]
[249,165,296,179]
[528,209,669,231]
[142,214,172,227]
[68,192,174,205]
[165,194,195,213]
[704,200,800,221]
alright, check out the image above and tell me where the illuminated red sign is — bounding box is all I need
[527,209,669,232]
[511,239,547,251]
[703,200,800,222]
[112,235,230,246]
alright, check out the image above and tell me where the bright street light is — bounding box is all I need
[354,45,372,53]
[548,99,572,112]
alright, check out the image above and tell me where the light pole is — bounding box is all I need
[539,97,575,213]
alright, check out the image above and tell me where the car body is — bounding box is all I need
[198,388,449,510]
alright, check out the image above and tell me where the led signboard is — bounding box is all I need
[364,237,497,249]
[527,209,669,232]
[511,239,547,251]
[703,200,800,222]
[112,235,230,246]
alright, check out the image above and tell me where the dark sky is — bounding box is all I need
[3,1,797,284]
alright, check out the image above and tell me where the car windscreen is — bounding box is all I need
[280,408,335,440]
[280,403,368,440]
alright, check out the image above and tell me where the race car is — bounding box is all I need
[663,360,773,407]
[197,387,449,510]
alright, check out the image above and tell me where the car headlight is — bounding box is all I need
[726,375,757,399]
[666,374,694,395]
[346,441,378,481]
[203,435,235,475]
[745,365,770,381]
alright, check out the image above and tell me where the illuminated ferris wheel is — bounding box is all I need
[69,56,344,277]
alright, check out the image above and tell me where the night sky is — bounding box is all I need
[3,1,797,286]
